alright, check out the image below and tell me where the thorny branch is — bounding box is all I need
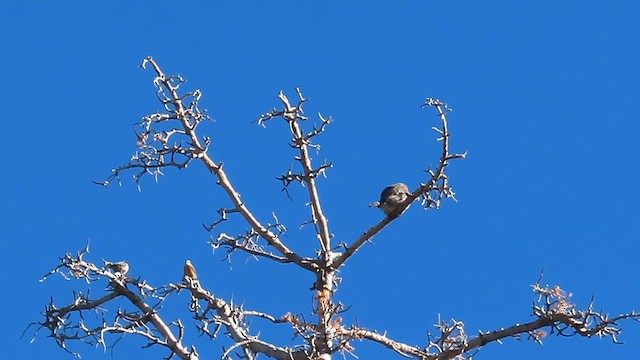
[257,88,333,254]
[171,277,312,360]
[25,245,197,360]
[332,98,466,269]
[210,213,298,265]
[256,88,340,359]
[28,246,319,360]
[95,56,314,273]
[331,276,639,360]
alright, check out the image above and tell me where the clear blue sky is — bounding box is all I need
[2,2,639,359]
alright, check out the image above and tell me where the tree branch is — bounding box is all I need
[176,278,311,360]
[332,279,640,360]
[332,98,465,269]
[257,89,333,254]
[27,247,197,359]
[97,57,314,272]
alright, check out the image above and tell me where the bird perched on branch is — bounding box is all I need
[105,261,130,276]
[370,183,412,216]
[183,259,198,280]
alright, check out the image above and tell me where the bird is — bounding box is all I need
[105,261,130,276]
[370,183,412,216]
[183,259,198,280]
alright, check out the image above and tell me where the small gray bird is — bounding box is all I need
[370,183,412,216]
[105,261,130,276]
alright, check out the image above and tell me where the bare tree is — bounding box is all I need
[26,57,639,360]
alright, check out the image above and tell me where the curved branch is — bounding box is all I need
[333,98,465,269]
